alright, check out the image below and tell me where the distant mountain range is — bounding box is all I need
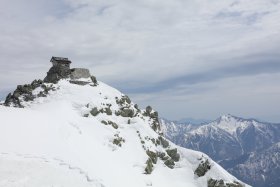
[161,114,280,187]
[176,118,211,125]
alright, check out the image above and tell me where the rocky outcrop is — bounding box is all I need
[116,95,131,105]
[70,68,91,79]
[166,148,180,162]
[44,64,71,83]
[112,134,125,147]
[90,107,100,116]
[143,106,161,132]
[115,108,135,118]
[146,150,158,164]
[4,79,55,107]
[208,178,244,187]
[90,76,98,86]
[157,152,169,161]
[164,158,175,169]
[158,136,170,148]
[195,159,211,177]
[145,158,154,174]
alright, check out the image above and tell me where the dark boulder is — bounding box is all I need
[104,107,112,115]
[146,150,158,164]
[194,159,211,177]
[146,106,153,114]
[151,121,161,132]
[157,152,169,161]
[164,159,175,169]
[150,111,158,119]
[90,107,100,116]
[101,120,108,125]
[112,134,125,147]
[145,158,154,174]
[90,76,98,86]
[166,148,180,162]
[134,104,139,110]
[108,121,118,129]
[115,108,134,118]
[158,136,169,148]
[208,178,244,187]
[116,95,131,106]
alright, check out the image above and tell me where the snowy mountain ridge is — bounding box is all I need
[0,61,248,187]
[161,115,280,187]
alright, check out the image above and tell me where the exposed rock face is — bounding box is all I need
[145,158,154,174]
[4,80,55,107]
[90,76,98,86]
[166,148,180,162]
[164,159,175,169]
[115,108,135,117]
[158,136,169,148]
[195,159,211,177]
[70,68,91,79]
[146,150,158,164]
[146,106,153,114]
[208,178,244,187]
[44,64,71,83]
[143,106,161,133]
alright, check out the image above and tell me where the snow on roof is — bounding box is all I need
[51,56,72,64]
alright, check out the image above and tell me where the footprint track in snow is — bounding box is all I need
[0,152,105,187]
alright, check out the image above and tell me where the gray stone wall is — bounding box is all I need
[70,68,91,79]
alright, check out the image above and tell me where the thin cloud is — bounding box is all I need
[0,0,280,121]
[118,54,280,93]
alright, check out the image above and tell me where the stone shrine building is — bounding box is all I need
[44,56,91,83]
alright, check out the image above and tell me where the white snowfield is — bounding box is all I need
[0,79,249,187]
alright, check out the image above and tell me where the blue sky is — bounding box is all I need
[0,0,280,122]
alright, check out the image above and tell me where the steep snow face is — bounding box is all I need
[0,79,248,187]
[161,116,280,187]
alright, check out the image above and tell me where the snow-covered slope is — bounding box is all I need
[0,78,248,187]
[161,115,280,187]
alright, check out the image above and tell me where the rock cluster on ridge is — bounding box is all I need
[3,57,97,107]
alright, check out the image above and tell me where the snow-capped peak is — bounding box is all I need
[161,114,280,187]
[219,114,235,120]
[0,60,249,187]
[209,114,256,135]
